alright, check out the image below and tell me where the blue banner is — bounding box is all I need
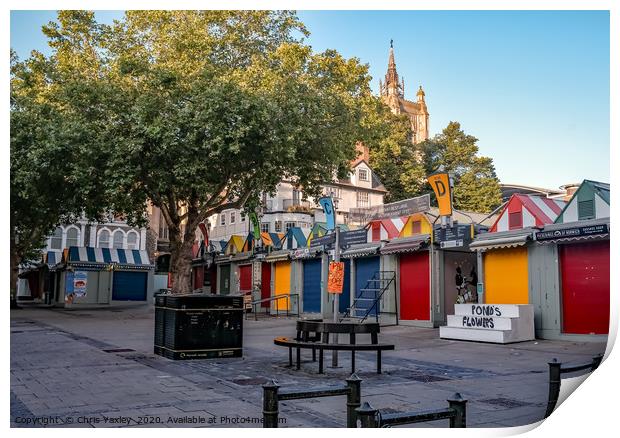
[318,197,336,231]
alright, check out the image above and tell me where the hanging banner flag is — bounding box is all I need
[319,197,336,231]
[249,212,261,240]
[427,172,453,216]
[198,222,209,247]
[327,261,345,294]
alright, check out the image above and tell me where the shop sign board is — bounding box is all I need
[434,223,473,247]
[535,224,609,241]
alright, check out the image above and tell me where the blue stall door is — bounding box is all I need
[112,271,148,301]
[303,259,322,313]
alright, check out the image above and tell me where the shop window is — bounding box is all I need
[508,212,522,229]
[578,199,595,220]
[66,227,79,248]
[127,232,139,250]
[112,230,124,249]
[50,227,63,250]
[98,230,110,248]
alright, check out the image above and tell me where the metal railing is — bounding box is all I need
[545,354,603,418]
[262,374,362,428]
[356,393,468,428]
[246,293,300,321]
[342,271,396,324]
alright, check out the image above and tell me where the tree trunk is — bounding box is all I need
[168,209,201,295]
[10,241,21,300]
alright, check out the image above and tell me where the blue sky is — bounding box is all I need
[10,10,610,189]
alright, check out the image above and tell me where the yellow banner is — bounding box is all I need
[427,172,453,216]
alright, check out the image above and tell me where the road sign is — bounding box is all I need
[339,228,368,247]
[309,233,336,248]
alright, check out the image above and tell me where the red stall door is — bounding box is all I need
[261,263,271,308]
[192,266,204,291]
[399,252,430,321]
[239,264,252,293]
[560,240,610,334]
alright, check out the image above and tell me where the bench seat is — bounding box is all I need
[274,336,394,374]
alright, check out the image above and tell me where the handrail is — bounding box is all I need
[245,293,300,320]
[342,270,396,324]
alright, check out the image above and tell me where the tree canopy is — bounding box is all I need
[368,118,502,213]
[11,10,381,294]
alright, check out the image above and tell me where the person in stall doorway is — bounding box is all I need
[468,267,478,303]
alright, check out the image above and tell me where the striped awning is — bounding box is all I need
[264,249,291,263]
[67,247,153,268]
[536,233,609,244]
[469,234,530,251]
[44,251,63,270]
[341,242,381,259]
[381,235,430,255]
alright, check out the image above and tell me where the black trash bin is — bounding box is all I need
[155,294,243,360]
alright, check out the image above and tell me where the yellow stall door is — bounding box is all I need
[484,247,529,304]
[273,261,291,311]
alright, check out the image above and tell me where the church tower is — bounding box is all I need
[379,41,429,144]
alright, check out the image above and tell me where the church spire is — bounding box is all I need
[382,40,403,99]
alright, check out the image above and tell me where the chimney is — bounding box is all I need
[560,183,580,202]
[353,141,370,166]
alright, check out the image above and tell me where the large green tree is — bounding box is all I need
[367,115,502,213]
[10,22,112,298]
[14,11,377,294]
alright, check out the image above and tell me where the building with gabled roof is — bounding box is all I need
[489,194,566,232]
[555,179,610,223]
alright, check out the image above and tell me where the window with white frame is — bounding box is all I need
[158,210,169,239]
[98,230,110,248]
[285,221,296,231]
[230,211,236,224]
[241,213,246,222]
[323,186,341,199]
[127,232,139,250]
[50,227,63,250]
[274,221,282,233]
[356,191,369,208]
[260,223,270,233]
[220,213,226,226]
[112,230,124,249]
[66,227,79,248]
[358,169,369,181]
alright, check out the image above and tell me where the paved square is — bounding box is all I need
[10,304,606,428]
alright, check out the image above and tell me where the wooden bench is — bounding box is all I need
[274,320,395,374]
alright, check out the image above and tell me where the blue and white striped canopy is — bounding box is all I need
[67,247,153,266]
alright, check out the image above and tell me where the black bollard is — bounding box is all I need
[345,373,362,428]
[544,359,562,418]
[262,379,280,428]
[356,402,379,428]
[447,392,467,428]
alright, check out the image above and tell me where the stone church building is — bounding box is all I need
[379,42,429,144]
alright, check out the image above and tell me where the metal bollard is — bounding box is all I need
[262,379,280,428]
[592,354,603,371]
[544,359,562,418]
[345,373,362,428]
[356,402,379,428]
[447,393,467,428]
